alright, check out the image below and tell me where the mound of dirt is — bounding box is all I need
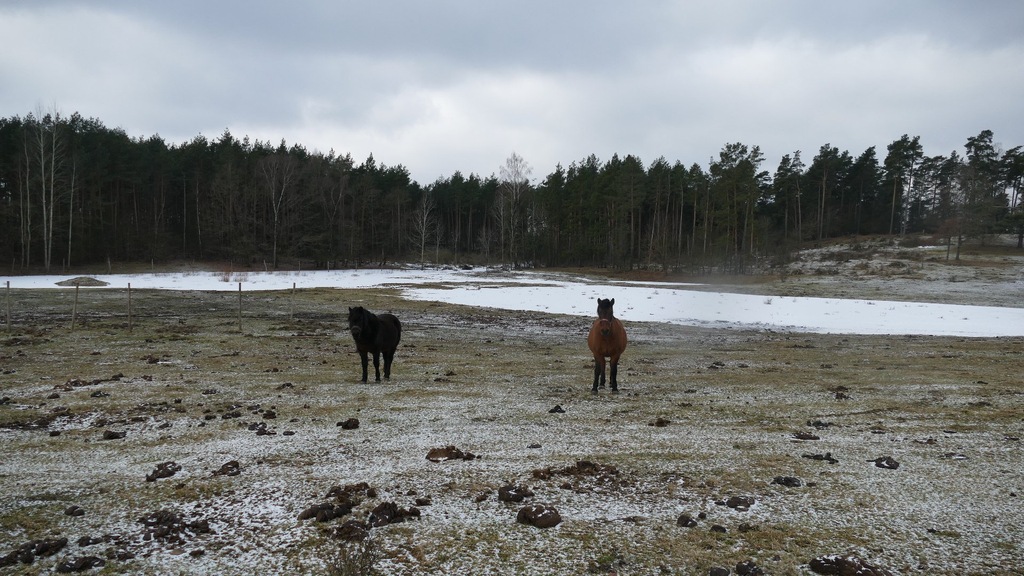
[55,277,109,287]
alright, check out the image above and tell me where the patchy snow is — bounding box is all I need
[2,265,1022,337]
[2,251,1023,575]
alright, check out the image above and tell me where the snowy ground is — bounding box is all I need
[3,240,1023,338]
[1,238,1022,575]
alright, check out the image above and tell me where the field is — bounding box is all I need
[1,240,1023,575]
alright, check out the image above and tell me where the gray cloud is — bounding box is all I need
[2,1,1022,182]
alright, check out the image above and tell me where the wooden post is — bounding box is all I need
[238,282,242,332]
[71,284,80,331]
[128,283,133,333]
[4,281,9,331]
[291,282,296,321]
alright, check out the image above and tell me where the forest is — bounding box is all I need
[1,110,1022,274]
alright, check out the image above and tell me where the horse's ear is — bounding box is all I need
[610,298,615,306]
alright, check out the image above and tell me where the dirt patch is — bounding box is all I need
[54,276,110,287]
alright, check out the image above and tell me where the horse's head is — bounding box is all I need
[596,298,615,335]
[348,306,369,338]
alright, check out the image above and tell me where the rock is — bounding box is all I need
[676,513,697,528]
[708,568,730,576]
[76,536,105,547]
[249,422,276,435]
[802,452,839,464]
[650,417,671,427]
[139,509,211,543]
[298,503,350,522]
[771,476,803,487]
[560,460,618,478]
[317,505,352,523]
[793,431,820,440]
[146,461,181,482]
[725,496,755,511]
[516,504,561,528]
[710,524,727,533]
[33,537,68,557]
[498,484,534,503]
[212,460,241,477]
[328,482,376,501]
[0,547,30,566]
[298,483,373,522]
[64,505,85,517]
[809,554,894,576]
[101,430,126,440]
[548,405,565,413]
[871,456,900,469]
[426,445,477,462]
[55,556,105,573]
[338,418,359,429]
[331,520,370,542]
[368,501,419,527]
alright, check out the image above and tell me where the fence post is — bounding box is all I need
[128,283,133,333]
[4,281,9,331]
[71,284,80,331]
[238,282,242,332]
[291,282,296,321]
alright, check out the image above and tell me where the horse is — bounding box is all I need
[347,306,402,382]
[587,297,627,393]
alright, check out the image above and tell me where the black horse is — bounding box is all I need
[347,306,402,382]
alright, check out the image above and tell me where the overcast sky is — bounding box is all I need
[3,1,1023,184]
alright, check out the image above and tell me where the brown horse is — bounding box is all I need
[587,298,627,393]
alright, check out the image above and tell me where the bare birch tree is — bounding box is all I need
[26,107,67,271]
[258,147,297,269]
[411,190,436,264]
[498,152,532,267]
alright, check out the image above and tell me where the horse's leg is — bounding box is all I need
[609,353,621,393]
[592,356,605,393]
[358,350,369,383]
[382,349,394,380]
[372,351,382,382]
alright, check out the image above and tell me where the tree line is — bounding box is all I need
[1,109,1022,274]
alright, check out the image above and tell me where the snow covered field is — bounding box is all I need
[1,242,1022,575]
[3,264,1022,337]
